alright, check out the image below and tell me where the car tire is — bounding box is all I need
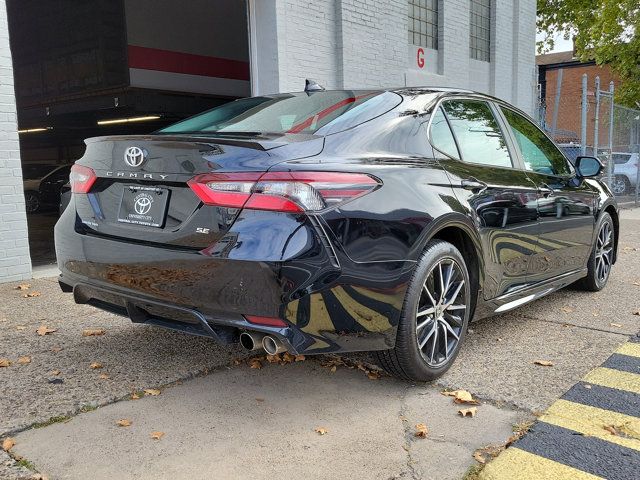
[374,239,471,382]
[611,175,631,196]
[578,213,614,292]
[24,191,40,214]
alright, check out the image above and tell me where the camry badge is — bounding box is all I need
[124,146,146,167]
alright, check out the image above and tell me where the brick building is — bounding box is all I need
[537,50,619,145]
[0,0,537,283]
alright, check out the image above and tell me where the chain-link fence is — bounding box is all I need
[537,72,640,205]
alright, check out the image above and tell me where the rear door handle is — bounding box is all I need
[461,178,488,193]
[538,183,554,198]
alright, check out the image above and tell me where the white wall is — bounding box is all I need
[0,0,31,283]
[252,0,537,114]
[125,0,251,97]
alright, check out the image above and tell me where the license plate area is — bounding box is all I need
[117,185,170,228]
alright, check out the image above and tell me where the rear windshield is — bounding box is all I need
[158,91,401,136]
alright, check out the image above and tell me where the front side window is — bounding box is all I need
[408,0,438,50]
[501,108,572,176]
[442,100,512,168]
[429,107,459,159]
[470,0,491,61]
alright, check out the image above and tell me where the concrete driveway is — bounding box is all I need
[1,210,639,479]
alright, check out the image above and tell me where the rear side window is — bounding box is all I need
[501,107,572,176]
[429,107,460,159]
[442,100,512,168]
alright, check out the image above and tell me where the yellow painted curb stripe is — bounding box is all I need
[617,342,640,359]
[541,400,640,451]
[479,447,603,480]
[583,367,640,394]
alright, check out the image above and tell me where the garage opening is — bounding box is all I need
[7,0,251,267]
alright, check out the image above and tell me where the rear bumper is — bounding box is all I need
[55,206,415,354]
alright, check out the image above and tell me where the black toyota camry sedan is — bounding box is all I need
[54,86,618,381]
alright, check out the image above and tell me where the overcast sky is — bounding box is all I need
[536,31,574,53]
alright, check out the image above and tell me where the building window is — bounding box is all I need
[408,0,438,50]
[470,0,491,61]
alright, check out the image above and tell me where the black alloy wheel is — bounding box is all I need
[375,240,471,381]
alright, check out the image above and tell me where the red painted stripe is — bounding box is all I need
[127,45,250,81]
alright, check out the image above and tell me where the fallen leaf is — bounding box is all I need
[131,392,141,400]
[633,282,640,286]
[82,329,106,337]
[295,355,306,362]
[473,450,486,464]
[23,291,41,298]
[50,346,62,352]
[414,423,428,438]
[610,323,623,328]
[249,358,262,369]
[36,325,56,336]
[116,419,132,427]
[266,354,281,363]
[367,371,381,380]
[560,306,574,314]
[458,407,478,418]
[255,397,265,403]
[314,427,328,435]
[144,388,161,396]
[89,362,103,369]
[232,358,242,366]
[99,373,110,379]
[442,389,480,405]
[0,359,11,368]
[603,425,618,435]
[534,360,554,367]
[15,283,30,290]
[2,437,15,451]
[330,365,337,373]
[15,325,26,331]
[281,352,296,363]
[17,356,31,365]
[50,370,61,376]
[150,431,165,440]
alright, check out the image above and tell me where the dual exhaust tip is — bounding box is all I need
[239,331,286,355]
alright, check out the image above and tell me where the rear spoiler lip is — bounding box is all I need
[84,133,321,151]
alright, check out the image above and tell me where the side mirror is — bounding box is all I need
[575,156,603,178]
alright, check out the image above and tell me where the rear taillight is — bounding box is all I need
[70,164,97,194]
[188,171,380,212]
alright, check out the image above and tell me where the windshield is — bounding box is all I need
[22,164,58,180]
[159,90,401,136]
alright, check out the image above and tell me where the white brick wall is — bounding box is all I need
[0,0,31,283]
[252,0,537,113]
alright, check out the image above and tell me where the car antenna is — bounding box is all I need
[305,79,325,93]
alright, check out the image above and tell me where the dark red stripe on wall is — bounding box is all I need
[127,45,250,81]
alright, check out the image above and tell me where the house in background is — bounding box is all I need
[536,49,618,145]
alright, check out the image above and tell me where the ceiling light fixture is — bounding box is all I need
[97,115,161,126]
[17,127,52,134]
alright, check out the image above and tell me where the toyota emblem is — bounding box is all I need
[124,146,146,167]
[134,193,153,215]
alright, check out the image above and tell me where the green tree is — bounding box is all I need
[537,0,640,108]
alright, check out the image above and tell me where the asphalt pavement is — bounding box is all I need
[1,209,639,479]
